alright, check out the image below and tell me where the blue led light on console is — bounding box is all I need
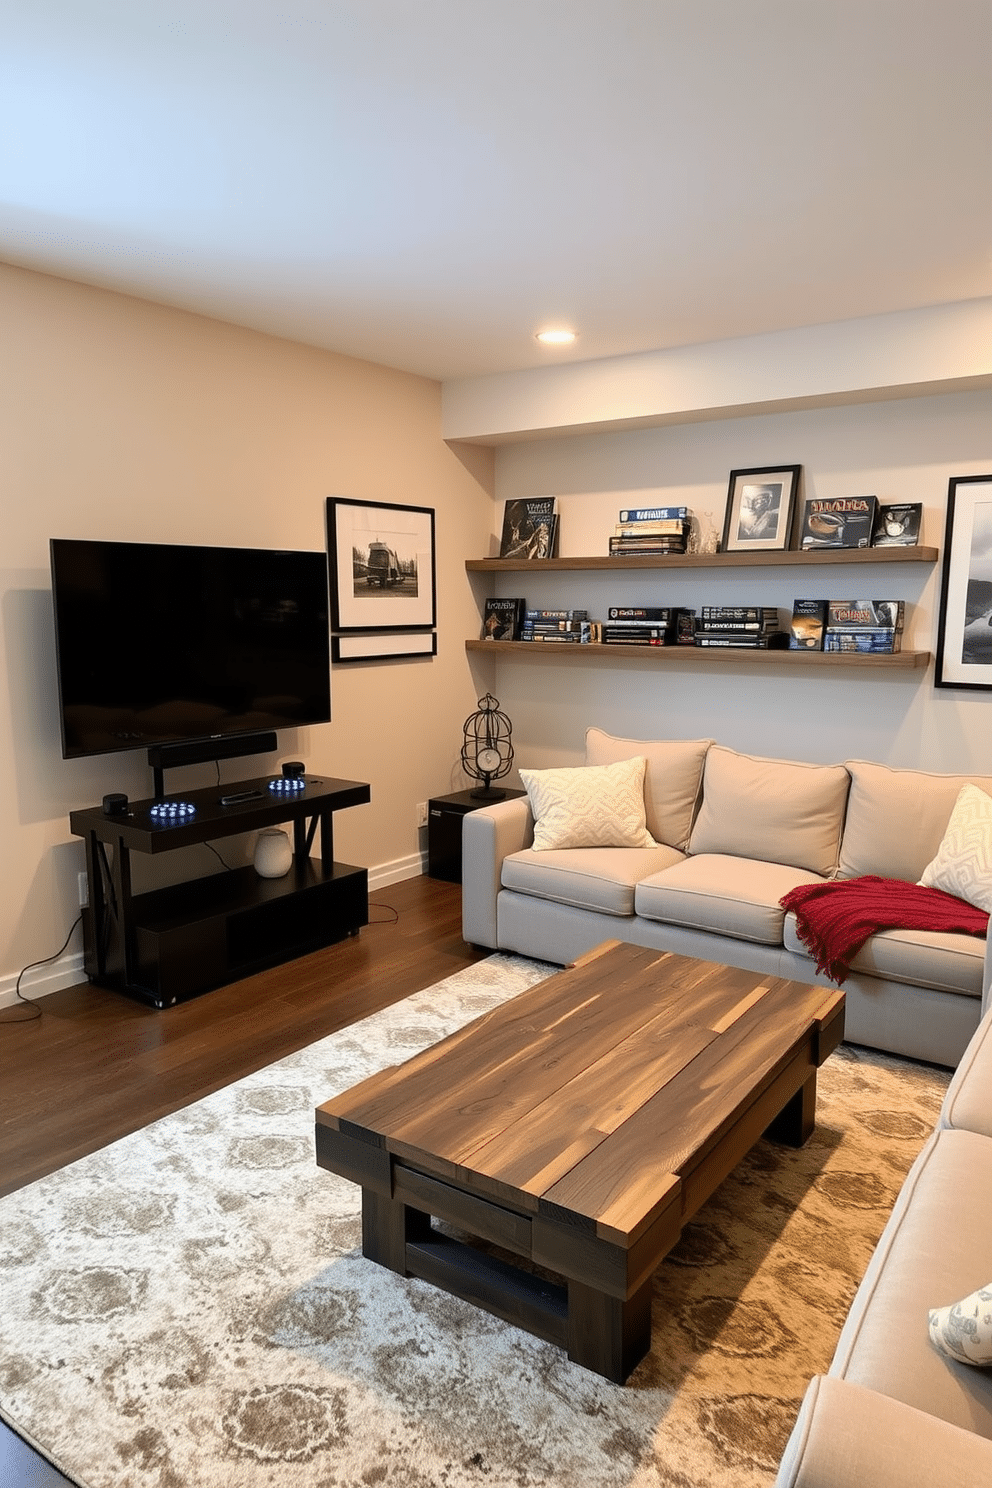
[150,800,197,822]
[268,777,307,794]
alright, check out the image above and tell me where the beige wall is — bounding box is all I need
[1,262,494,998]
[479,388,992,775]
[9,257,990,1001]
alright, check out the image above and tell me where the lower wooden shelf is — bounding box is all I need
[466,640,931,668]
[131,860,369,1004]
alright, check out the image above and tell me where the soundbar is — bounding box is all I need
[148,730,278,798]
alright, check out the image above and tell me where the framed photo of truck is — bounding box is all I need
[326,497,437,634]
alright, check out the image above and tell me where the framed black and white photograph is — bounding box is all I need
[935,474,992,689]
[721,465,800,553]
[326,497,436,633]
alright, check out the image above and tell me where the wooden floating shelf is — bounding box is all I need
[466,546,938,573]
[466,639,931,669]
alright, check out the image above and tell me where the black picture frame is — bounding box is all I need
[326,497,436,633]
[934,473,992,689]
[331,632,438,663]
[721,465,800,553]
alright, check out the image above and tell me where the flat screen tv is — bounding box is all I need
[50,538,332,760]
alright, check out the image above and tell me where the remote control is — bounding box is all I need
[218,790,265,806]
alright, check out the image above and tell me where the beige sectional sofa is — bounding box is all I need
[775,1004,992,1486]
[461,729,992,1067]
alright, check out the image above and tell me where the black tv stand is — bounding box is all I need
[70,774,371,1009]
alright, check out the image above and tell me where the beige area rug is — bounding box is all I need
[0,953,950,1488]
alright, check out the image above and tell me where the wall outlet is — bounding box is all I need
[416,801,428,828]
[77,872,89,908]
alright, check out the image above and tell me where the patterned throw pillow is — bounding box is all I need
[918,783,992,913]
[929,1282,992,1366]
[519,756,657,851]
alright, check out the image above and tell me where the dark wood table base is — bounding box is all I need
[316,942,843,1383]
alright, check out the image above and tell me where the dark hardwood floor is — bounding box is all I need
[0,875,486,1485]
[0,874,483,1198]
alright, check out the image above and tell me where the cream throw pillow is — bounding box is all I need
[519,756,658,851]
[918,783,992,913]
[929,1282,992,1366]
[688,745,849,876]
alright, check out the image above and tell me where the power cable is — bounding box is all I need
[0,915,82,1025]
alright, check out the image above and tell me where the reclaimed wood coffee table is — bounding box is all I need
[314,940,844,1382]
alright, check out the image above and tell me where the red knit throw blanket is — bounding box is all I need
[780,874,989,985]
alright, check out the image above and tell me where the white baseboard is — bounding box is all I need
[368,852,427,890]
[0,950,86,1010]
[0,856,431,1010]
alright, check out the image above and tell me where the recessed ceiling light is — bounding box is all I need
[536,329,577,346]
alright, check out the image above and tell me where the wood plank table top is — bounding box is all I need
[315,940,845,1381]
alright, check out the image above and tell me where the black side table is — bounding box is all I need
[427,788,526,883]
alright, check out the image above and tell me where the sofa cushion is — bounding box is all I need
[688,745,850,875]
[839,760,992,882]
[635,854,826,944]
[777,1375,992,1488]
[940,1008,992,1137]
[918,783,992,913]
[501,843,684,916]
[829,1129,992,1435]
[782,912,985,998]
[519,756,657,850]
[584,728,712,851]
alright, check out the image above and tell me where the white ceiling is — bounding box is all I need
[1,1,989,383]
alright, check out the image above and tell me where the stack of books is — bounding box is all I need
[601,606,691,646]
[519,607,590,643]
[600,604,696,645]
[693,606,787,649]
[608,506,690,557]
[823,600,905,653]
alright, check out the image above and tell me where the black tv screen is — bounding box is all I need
[50,538,332,759]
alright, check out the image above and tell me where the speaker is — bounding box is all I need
[282,760,306,779]
[103,792,129,816]
[146,730,278,773]
[254,827,293,878]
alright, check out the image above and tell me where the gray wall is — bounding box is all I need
[474,387,992,775]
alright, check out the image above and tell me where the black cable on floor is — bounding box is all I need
[0,916,82,1025]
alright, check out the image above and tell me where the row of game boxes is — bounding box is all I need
[482,600,906,648]
[512,623,794,647]
[518,607,771,644]
[790,599,905,652]
[521,603,905,625]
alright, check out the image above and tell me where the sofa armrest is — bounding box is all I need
[776,1374,992,1488]
[461,796,534,949]
[983,933,992,1016]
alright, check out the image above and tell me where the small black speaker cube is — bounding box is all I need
[282,761,306,779]
[102,792,129,816]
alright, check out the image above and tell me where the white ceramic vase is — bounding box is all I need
[254,827,293,878]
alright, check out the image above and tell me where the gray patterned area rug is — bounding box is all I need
[0,953,950,1488]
